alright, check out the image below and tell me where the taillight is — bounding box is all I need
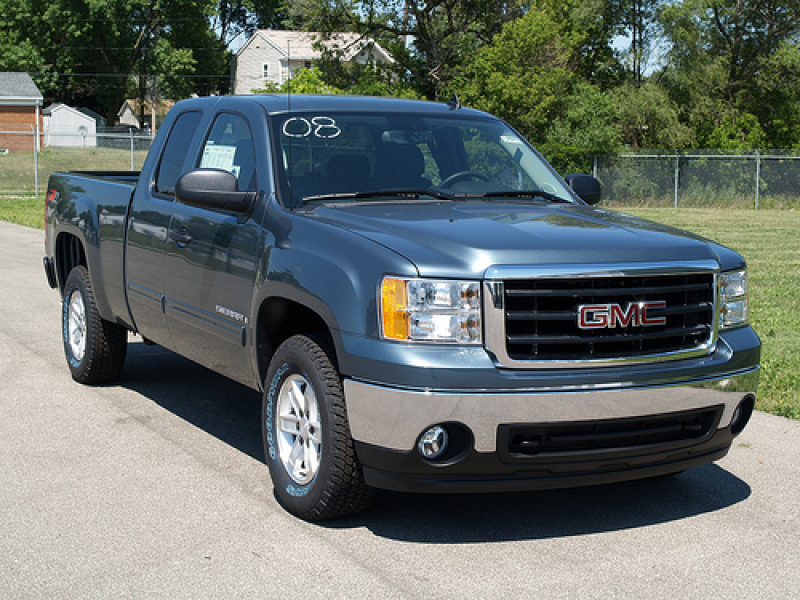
[45,189,59,241]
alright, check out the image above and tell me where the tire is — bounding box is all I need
[62,266,127,384]
[262,334,374,521]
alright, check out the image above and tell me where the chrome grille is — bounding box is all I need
[483,263,718,366]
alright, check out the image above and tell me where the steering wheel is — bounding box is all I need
[439,170,490,188]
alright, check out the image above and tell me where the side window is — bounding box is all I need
[155,110,202,195]
[198,113,257,191]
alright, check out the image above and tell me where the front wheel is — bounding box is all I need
[262,334,373,521]
[62,266,127,384]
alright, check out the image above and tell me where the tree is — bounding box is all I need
[0,0,287,122]
[741,41,800,147]
[452,1,627,143]
[658,0,800,148]
[611,0,662,84]
[213,0,289,48]
[660,0,800,91]
[616,83,694,149]
[453,8,579,143]
[252,66,343,94]
[289,0,525,99]
[544,82,622,172]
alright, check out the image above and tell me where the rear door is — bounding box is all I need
[163,106,265,385]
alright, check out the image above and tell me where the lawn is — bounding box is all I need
[0,146,149,195]
[0,196,43,229]
[1,198,797,419]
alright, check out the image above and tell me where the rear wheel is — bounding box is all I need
[62,266,127,384]
[262,334,373,521]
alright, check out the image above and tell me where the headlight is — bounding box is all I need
[381,277,482,343]
[719,269,748,329]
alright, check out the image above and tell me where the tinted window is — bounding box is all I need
[271,112,574,205]
[198,113,257,191]
[155,111,202,195]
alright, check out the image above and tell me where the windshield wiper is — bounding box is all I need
[303,189,458,203]
[477,190,572,203]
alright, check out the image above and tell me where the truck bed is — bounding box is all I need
[46,171,140,328]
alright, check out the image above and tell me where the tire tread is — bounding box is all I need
[63,266,127,384]
[265,334,374,521]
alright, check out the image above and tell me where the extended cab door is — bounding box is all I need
[126,109,203,346]
[163,108,264,385]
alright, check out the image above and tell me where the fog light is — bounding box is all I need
[418,425,449,460]
[731,395,755,436]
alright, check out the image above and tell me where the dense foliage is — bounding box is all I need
[3,0,800,168]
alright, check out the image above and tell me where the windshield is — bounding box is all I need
[270,111,576,206]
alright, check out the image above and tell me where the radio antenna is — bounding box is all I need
[287,40,292,106]
[287,40,294,205]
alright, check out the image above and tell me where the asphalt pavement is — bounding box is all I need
[1,220,798,598]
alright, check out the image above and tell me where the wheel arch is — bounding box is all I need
[255,295,339,387]
[54,232,88,294]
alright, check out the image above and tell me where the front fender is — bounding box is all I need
[251,214,418,377]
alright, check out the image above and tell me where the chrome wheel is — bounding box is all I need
[275,373,322,485]
[263,335,373,520]
[61,266,127,384]
[66,289,87,362]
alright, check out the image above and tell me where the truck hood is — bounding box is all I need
[305,201,721,278]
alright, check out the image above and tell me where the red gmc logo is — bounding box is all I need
[577,301,667,330]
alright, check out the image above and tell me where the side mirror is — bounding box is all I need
[565,174,602,205]
[175,169,254,213]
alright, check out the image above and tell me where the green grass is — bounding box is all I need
[0,196,43,228]
[0,147,149,195]
[2,197,797,419]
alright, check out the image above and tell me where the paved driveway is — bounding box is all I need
[1,220,798,598]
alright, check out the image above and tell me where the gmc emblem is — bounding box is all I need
[577,301,667,330]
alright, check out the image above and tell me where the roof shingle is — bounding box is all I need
[0,72,44,101]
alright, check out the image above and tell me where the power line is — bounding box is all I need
[31,46,231,52]
[30,71,231,80]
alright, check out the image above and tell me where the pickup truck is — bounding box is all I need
[44,94,760,521]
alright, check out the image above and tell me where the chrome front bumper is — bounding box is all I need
[344,367,759,453]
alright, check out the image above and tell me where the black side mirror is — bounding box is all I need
[565,174,602,205]
[175,169,254,212]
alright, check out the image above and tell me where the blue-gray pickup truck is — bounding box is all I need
[44,94,760,520]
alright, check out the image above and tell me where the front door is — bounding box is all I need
[163,111,263,385]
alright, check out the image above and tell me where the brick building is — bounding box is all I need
[0,72,43,153]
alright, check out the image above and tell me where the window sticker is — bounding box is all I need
[200,143,239,177]
[500,135,522,144]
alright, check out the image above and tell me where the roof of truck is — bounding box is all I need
[177,93,492,119]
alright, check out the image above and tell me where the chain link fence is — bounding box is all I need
[0,128,154,196]
[595,150,800,209]
[4,131,800,209]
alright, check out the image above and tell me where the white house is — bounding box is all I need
[117,100,140,129]
[231,30,393,95]
[42,103,97,148]
[117,98,175,131]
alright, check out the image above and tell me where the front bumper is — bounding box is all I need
[344,367,758,492]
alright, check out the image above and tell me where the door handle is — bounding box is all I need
[169,228,193,246]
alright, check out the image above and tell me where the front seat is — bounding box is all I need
[375,144,431,190]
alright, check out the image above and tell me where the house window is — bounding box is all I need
[304,61,312,70]
[263,64,269,79]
